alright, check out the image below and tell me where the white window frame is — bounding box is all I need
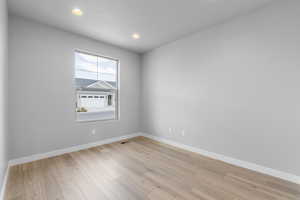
[73,49,120,122]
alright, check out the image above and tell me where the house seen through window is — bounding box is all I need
[74,51,118,121]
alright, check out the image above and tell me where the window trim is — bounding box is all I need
[73,49,120,123]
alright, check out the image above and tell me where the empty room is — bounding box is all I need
[0,0,300,199]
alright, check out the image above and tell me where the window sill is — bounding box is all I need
[76,111,118,122]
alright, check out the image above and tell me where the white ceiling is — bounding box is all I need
[8,0,275,53]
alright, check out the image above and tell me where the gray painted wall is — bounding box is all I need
[141,0,300,176]
[7,0,300,178]
[8,15,141,159]
[0,0,8,191]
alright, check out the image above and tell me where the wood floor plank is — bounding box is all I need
[5,165,25,200]
[5,136,300,200]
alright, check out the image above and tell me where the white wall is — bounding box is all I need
[8,15,141,159]
[0,0,8,192]
[141,0,300,176]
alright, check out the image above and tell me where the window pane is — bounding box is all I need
[75,52,98,80]
[75,51,118,122]
[99,57,117,82]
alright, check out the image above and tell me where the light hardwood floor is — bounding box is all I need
[5,136,300,200]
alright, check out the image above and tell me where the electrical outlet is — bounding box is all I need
[91,129,96,135]
[169,128,172,133]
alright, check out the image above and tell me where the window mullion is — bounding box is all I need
[97,56,99,80]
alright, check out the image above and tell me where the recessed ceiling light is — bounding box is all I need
[72,8,83,16]
[132,33,140,39]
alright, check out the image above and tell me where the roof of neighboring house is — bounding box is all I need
[75,78,117,92]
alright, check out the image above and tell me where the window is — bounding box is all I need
[74,51,119,121]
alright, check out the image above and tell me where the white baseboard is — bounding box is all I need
[140,133,300,185]
[7,132,300,185]
[9,133,141,166]
[0,165,10,200]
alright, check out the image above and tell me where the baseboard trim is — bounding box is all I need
[0,165,10,200]
[140,133,300,185]
[7,132,300,185]
[9,133,141,166]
